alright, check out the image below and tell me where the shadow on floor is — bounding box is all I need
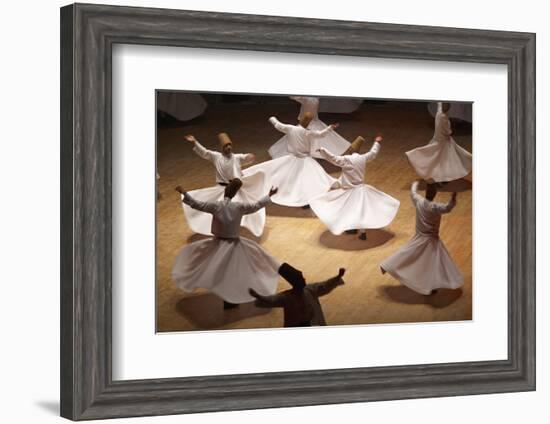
[265,203,317,218]
[186,227,269,244]
[319,229,395,251]
[401,178,472,193]
[379,285,463,308]
[35,401,59,415]
[174,293,271,330]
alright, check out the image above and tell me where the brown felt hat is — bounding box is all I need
[218,132,232,149]
[299,112,314,128]
[341,136,365,155]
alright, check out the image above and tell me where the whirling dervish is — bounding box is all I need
[406,102,472,183]
[309,135,400,240]
[180,133,267,237]
[379,180,463,295]
[172,179,281,308]
[243,112,338,207]
[268,96,351,159]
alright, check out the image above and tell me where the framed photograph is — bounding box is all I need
[60,3,535,420]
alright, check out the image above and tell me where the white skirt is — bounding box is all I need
[405,138,472,183]
[310,184,400,235]
[172,237,280,304]
[243,155,336,207]
[268,119,350,159]
[182,170,267,237]
[380,234,463,295]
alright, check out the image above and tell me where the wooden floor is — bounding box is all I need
[156,100,472,332]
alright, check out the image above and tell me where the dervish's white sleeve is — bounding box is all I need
[410,181,424,205]
[237,196,271,215]
[318,147,347,168]
[192,140,218,163]
[182,192,219,214]
[308,125,333,138]
[237,153,255,167]
[363,141,381,162]
[269,116,293,134]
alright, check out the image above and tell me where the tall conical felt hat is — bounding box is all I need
[341,136,365,155]
[278,263,306,289]
[299,112,314,128]
[218,132,232,148]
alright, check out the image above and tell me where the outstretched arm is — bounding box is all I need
[237,153,256,167]
[237,187,277,215]
[269,116,293,134]
[317,147,347,168]
[307,268,346,298]
[249,288,285,308]
[238,196,271,215]
[184,135,217,163]
[410,180,424,205]
[308,123,339,139]
[363,138,382,162]
[175,186,218,214]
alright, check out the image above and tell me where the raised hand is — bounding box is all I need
[374,134,384,143]
[184,134,197,144]
[329,123,340,130]
[175,186,187,196]
[268,186,278,197]
[338,268,346,278]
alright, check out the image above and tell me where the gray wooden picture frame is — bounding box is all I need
[60,3,536,421]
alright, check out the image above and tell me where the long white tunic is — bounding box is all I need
[379,181,463,295]
[182,141,267,237]
[268,96,350,159]
[406,102,472,182]
[309,143,400,234]
[243,118,337,207]
[173,193,280,303]
[192,141,253,183]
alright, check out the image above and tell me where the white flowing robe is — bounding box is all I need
[243,117,337,207]
[173,193,280,303]
[309,142,400,234]
[406,102,472,182]
[379,181,463,295]
[268,96,351,159]
[182,141,267,237]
